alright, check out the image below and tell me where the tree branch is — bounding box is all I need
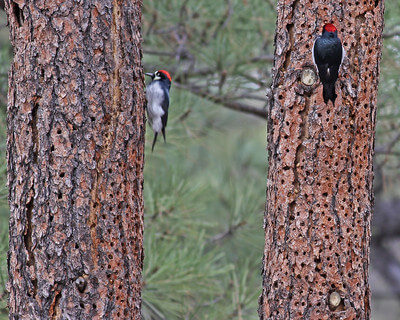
[375,132,400,155]
[175,83,267,119]
[208,220,247,243]
[371,240,400,298]
[373,199,400,239]
[383,30,400,39]
[212,0,234,38]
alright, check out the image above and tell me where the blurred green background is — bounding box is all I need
[0,1,400,319]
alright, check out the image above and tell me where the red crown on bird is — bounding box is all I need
[323,23,337,33]
[158,70,172,82]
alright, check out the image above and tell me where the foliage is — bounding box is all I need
[141,0,400,318]
[375,0,400,199]
[143,0,276,119]
[141,3,273,315]
[142,87,266,319]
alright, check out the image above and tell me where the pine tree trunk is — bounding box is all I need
[6,1,145,319]
[260,1,384,319]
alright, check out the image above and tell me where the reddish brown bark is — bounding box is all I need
[260,1,384,319]
[6,1,145,319]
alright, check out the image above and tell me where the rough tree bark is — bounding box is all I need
[260,1,384,319]
[6,1,145,319]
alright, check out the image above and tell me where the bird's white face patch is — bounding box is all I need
[154,71,161,81]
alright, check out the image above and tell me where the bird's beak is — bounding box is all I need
[145,73,154,78]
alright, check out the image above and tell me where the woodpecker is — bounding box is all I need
[145,70,172,151]
[313,23,344,105]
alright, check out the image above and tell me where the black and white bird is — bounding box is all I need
[313,23,344,105]
[145,70,172,151]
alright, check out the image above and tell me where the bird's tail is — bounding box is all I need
[322,82,337,105]
[151,132,158,152]
[161,128,166,143]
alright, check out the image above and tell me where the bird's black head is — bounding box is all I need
[322,23,338,37]
[145,70,172,83]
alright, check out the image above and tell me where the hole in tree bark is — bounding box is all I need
[12,3,24,27]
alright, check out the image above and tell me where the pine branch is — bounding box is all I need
[371,241,400,298]
[208,221,247,243]
[383,30,400,39]
[175,83,267,119]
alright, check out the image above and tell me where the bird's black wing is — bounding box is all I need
[161,89,170,129]
[160,88,170,142]
[331,38,343,67]
[314,37,342,83]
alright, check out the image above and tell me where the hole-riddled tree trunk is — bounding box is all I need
[6,1,145,318]
[260,0,384,319]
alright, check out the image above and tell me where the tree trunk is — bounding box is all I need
[260,1,384,319]
[6,1,145,319]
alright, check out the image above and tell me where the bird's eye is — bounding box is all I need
[155,72,159,76]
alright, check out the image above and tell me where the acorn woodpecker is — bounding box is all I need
[312,23,344,104]
[145,70,172,151]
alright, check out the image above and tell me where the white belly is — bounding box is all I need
[146,82,165,133]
